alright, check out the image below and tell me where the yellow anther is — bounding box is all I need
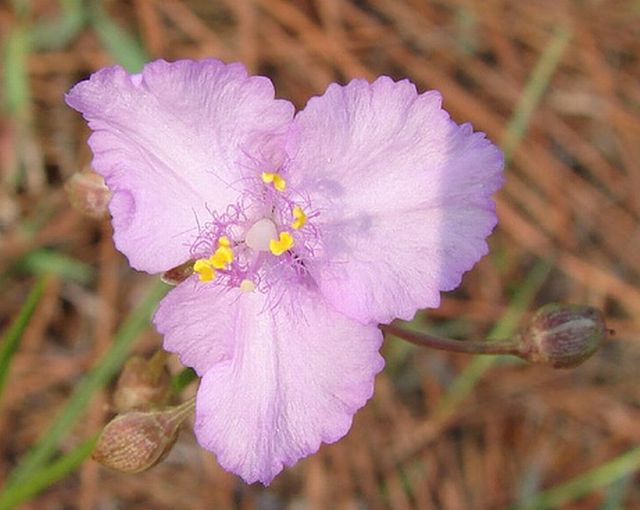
[193,259,216,282]
[210,251,228,269]
[273,175,286,192]
[269,231,294,256]
[213,246,234,266]
[194,236,234,279]
[209,237,234,269]
[261,172,286,192]
[291,206,307,230]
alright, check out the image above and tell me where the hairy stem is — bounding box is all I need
[380,324,523,356]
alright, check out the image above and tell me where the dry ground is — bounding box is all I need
[1,0,639,509]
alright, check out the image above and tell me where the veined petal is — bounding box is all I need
[157,282,384,485]
[154,280,237,377]
[287,77,503,324]
[66,59,294,273]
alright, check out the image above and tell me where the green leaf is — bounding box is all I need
[0,275,47,403]
[0,436,98,510]
[89,0,147,71]
[16,250,94,284]
[512,447,640,510]
[501,25,572,162]
[31,0,87,50]
[2,25,29,114]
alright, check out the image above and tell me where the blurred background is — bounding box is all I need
[1,0,639,509]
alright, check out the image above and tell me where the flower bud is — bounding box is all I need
[517,303,607,368]
[64,168,111,219]
[92,399,194,473]
[113,352,171,413]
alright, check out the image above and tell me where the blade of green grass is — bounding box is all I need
[171,367,198,394]
[2,5,46,191]
[3,24,29,115]
[599,473,632,510]
[454,5,478,55]
[0,275,48,403]
[0,435,98,510]
[389,26,568,474]
[89,0,147,72]
[0,354,198,509]
[433,23,572,417]
[501,25,572,162]
[0,280,168,506]
[511,447,640,510]
[31,0,87,50]
[392,260,552,467]
[2,24,29,115]
[433,259,551,418]
[16,250,94,285]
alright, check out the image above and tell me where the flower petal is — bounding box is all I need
[66,59,294,273]
[154,280,236,377]
[287,77,503,324]
[157,282,384,484]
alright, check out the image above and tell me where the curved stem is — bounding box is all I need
[380,324,523,356]
[164,396,196,427]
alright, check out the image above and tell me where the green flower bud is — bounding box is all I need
[92,399,194,474]
[517,303,607,368]
[113,352,171,413]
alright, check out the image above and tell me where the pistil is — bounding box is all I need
[245,218,278,252]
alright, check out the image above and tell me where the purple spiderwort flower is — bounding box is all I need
[66,59,503,484]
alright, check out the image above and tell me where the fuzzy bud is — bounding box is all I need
[92,400,194,473]
[517,303,607,368]
[113,352,171,413]
[64,169,111,219]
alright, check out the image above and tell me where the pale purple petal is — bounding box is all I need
[66,59,294,273]
[157,282,384,485]
[286,77,503,324]
[154,280,236,377]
